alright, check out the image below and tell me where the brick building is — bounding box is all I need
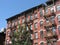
[5,0,60,45]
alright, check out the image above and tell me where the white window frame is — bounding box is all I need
[57,4,60,11]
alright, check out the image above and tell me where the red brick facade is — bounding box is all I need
[5,0,60,45]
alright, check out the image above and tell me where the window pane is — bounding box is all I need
[26,26,29,31]
[47,42,51,45]
[50,7,54,13]
[53,41,57,45]
[50,16,55,20]
[52,26,56,32]
[40,9,43,17]
[30,34,32,39]
[58,15,60,19]
[30,15,33,20]
[40,42,44,45]
[26,16,29,22]
[35,43,38,45]
[30,25,32,30]
[45,8,48,13]
[40,21,43,26]
[22,18,25,23]
[58,26,60,34]
[34,13,37,18]
[57,5,60,11]
[40,31,44,39]
[34,32,38,39]
[34,23,37,29]
[46,19,49,23]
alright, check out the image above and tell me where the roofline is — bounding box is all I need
[6,0,59,21]
[6,3,45,21]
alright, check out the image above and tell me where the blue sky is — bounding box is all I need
[0,0,47,29]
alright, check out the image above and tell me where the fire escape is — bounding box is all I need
[44,8,58,45]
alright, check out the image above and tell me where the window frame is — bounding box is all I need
[57,4,60,11]
[34,23,37,29]
[40,30,44,39]
[40,21,44,26]
[22,18,25,23]
[34,13,38,19]
[40,42,44,45]
[40,9,43,17]
[34,32,38,39]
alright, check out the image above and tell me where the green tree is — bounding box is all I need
[11,24,32,45]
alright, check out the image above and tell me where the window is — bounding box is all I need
[50,16,55,21]
[47,42,51,45]
[12,20,15,27]
[58,26,60,34]
[34,23,37,29]
[8,23,11,28]
[53,41,57,45]
[12,29,16,36]
[40,9,43,17]
[45,8,48,14]
[22,18,25,23]
[22,27,24,33]
[40,42,44,45]
[35,43,38,45]
[26,26,29,31]
[18,19,20,24]
[15,19,18,26]
[30,15,33,20]
[50,7,54,13]
[30,34,33,39]
[46,19,49,23]
[7,31,11,36]
[34,32,38,39]
[34,13,37,18]
[40,21,43,26]
[57,15,60,22]
[30,25,32,30]
[26,16,29,22]
[40,31,44,39]
[52,26,56,32]
[57,5,60,11]
[50,16,55,24]
[45,26,50,32]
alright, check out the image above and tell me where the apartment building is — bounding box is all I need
[5,0,60,45]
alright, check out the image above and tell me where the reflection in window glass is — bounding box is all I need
[40,31,44,39]
[34,23,37,29]
[34,13,37,18]
[57,5,60,11]
[45,8,48,13]
[34,32,38,39]
[40,9,43,17]
[40,42,44,45]
[40,21,43,26]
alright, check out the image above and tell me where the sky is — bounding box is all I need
[0,0,47,29]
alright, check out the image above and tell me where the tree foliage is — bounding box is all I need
[11,24,32,45]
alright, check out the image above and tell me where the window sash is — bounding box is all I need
[30,15,33,20]
[40,42,44,45]
[34,23,37,29]
[57,5,60,11]
[40,9,43,16]
[34,13,37,18]
[22,19,25,23]
[34,33,38,39]
[45,8,48,13]
[40,21,43,26]
[40,31,44,38]
[58,15,60,21]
